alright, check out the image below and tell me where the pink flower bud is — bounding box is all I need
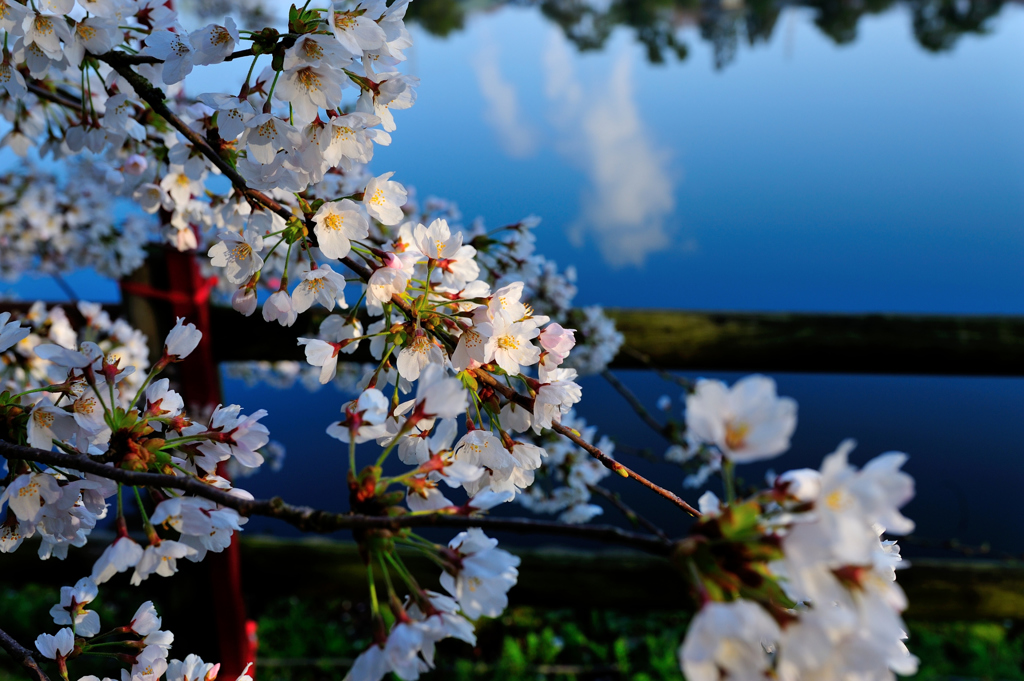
[124,154,148,175]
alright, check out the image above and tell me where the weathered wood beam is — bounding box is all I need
[3,536,1024,620]
[204,306,1024,376]
[3,301,1022,376]
[606,309,1024,376]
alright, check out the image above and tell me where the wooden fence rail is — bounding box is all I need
[3,536,1024,621]
[180,305,1024,376]
[4,297,1023,375]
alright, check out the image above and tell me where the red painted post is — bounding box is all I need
[122,246,257,678]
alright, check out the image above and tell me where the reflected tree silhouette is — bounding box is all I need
[184,0,1012,68]
[909,0,1005,50]
[413,0,1010,68]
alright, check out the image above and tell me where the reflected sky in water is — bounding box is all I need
[377,3,1024,312]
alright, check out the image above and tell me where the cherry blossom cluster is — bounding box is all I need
[0,164,151,281]
[658,375,917,680]
[213,201,622,400]
[0,314,266,578]
[33,584,252,681]
[1,301,150,401]
[204,187,620,379]
[0,0,413,173]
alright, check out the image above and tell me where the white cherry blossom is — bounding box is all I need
[292,265,347,313]
[92,535,145,584]
[35,627,75,660]
[327,388,389,444]
[49,577,101,637]
[440,528,520,619]
[276,63,346,124]
[208,230,265,284]
[197,93,256,140]
[144,28,195,84]
[363,172,407,225]
[27,404,77,451]
[414,364,468,420]
[686,375,797,464]
[23,14,71,61]
[0,311,30,351]
[263,290,298,327]
[413,218,462,260]
[368,252,417,303]
[298,338,341,385]
[329,5,386,57]
[164,317,202,360]
[396,332,446,381]
[483,315,540,376]
[312,199,369,260]
[131,540,197,584]
[242,114,302,165]
[189,19,238,65]
[679,600,780,681]
[532,368,582,432]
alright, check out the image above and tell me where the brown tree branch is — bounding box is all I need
[98,48,255,66]
[0,627,50,681]
[0,440,674,556]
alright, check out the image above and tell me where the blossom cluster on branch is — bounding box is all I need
[0,0,918,678]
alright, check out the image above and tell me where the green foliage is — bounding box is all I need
[256,600,688,680]
[910,621,1024,680]
[6,582,1024,681]
[254,597,1024,680]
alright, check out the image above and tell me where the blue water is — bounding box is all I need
[5,0,1023,554]
[226,369,1024,555]
[376,4,1024,313]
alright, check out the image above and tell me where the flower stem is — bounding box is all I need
[722,458,736,505]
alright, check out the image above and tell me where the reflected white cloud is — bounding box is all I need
[472,36,540,158]
[543,32,677,267]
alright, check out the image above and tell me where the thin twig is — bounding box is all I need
[0,440,675,556]
[601,369,675,441]
[619,347,695,392]
[26,82,84,111]
[588,484,669,541]
[0,626,50,681]
[552,421,699,517]
[471,369,700,517]
[50,273,79,303]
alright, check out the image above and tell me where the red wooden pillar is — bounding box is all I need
[122,247,257,678]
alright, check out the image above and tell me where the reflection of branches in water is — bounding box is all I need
[535,0,691,62]
[804,0,894,45]
[909,0,1004,51]
[463,0,1007,69]
[405,0,469,36]
[176,0,1008,66]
